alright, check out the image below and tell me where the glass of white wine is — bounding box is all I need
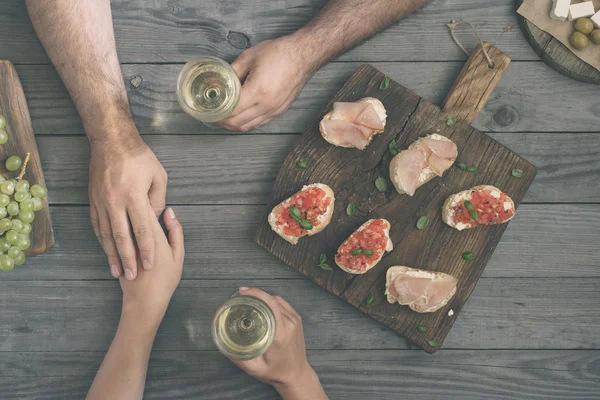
[212,293,276,361]
[176,56,241,125]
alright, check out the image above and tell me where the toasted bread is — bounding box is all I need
[335,219,393,274]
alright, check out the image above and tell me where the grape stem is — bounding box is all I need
[17,152,31,181]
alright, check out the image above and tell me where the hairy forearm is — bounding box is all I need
[292,0,430,72]
[26,0,137,147]
[86,307,158,400]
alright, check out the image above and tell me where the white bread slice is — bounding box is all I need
[442,185,515,231]
[268,183,335,245]
[390,134,454,195]
[385,266,457,313]
[319,97,387,149]
[335,219,393,274]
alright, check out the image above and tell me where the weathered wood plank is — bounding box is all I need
[37,133,600,205]
[16,62,600,135]
[4,204,599,281]
[0,0,538,64]
[1,278,598,351]
[1,350,598,400]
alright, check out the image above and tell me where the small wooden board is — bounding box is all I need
[516,0,600,84]
[256,53,535,353]
[0,60,54,255]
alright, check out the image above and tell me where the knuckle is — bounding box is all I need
[112,231,130,245]
[99,229,113,242]
[133,225,149,239]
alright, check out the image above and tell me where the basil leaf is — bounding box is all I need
[464,200,474,211]
[446,115,457,126]
[299,219,313,230]
[375,177,388,192]
[512,168,524,178]
[351,248,363,256]
[389,148,398,156]
[470,210,479,221]
[427,339,438,347]
[466,165,478,172]
[455,161,467,170]
[297,161,307,169]
[289,206,302,221]
[388,139,398,156]
[346,202,356,217]
[366,291,375,305]
[319,253,327,264]
[462,251,475,261]
[379,76,390,90]
[363,249,374,256]
[417,325,427,333]
[416,215,429,230]
[320,263,332,271]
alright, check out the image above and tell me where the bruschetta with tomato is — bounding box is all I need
[335,219,393,274]
[268,183,335,244]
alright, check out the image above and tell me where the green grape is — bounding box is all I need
[0,254,14,272]
[6,156,22,172]
[0,208,6,219]
[0,237,10,252]
[7,201,18,216]
[15,180,29,192]
[20,199,33,212]
[30,184,48,199]
[0,194,9,207]
[0,129,7,145]
[0,114,5,129]
[0,219,11,232]
[0,176,4,184]
[32,197,43,211]
[0,181,14,195]
[21,223,32,234]
[5,230,19,245]
[14,252,25,266]
[17,235,30,251]
[7,246,22,260]
[9,179,16,186]
[18,210,34,223]
[10,219,24,232]
[14,191,30,202]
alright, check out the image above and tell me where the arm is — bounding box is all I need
[87,208,184,400]
[219,0,429,132]
[231,288,328,400]
[26,0,168,280]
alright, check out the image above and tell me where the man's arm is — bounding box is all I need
[219,0,429,132]
[26,0,168,280]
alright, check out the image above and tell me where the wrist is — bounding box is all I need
[284,31,324,77]
[84,103,142,152]
[121,298,165,335]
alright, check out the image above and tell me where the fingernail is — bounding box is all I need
[125,269,135,280]
[168,208,176,219]
[110,265,120,278]
[239,286,249,292]
[143,260,152,271]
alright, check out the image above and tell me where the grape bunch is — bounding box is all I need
[0,113,48,272]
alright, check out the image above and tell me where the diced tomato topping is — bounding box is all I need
[451,190,514,226]
[275,187,331,237]
[335,219,389,272]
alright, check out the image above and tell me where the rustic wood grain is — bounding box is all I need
[442,42,511,124]
[15,62,600,136]
[1,350,598,400]
[516,0,600,84]
[255,64,536,352]
[0,0,539,64]
[0,278,598,352]
[0,61,53,255]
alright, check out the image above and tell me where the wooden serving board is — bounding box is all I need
[0,60,54,255]
[256,45,536,353]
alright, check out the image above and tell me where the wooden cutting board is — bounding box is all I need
[256,44,536,353]
[0,60,54,255]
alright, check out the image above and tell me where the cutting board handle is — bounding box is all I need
[442,41,511,125]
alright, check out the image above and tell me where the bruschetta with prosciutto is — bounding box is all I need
[335,219,393,274]
[320,98,387,150]
[442,185,515,231]
[390,134,457,196]
[268,183,335,244]
[385,266,458,313]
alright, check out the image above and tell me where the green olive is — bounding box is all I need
[591,29,600,45]
[570,32,590,50]
[575,18,594,35]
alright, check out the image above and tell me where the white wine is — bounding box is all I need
[176,57,241,123]
[212,295,276,361]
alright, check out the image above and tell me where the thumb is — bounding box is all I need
[163,207,184,260]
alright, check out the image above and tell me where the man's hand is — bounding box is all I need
[89,125,168,280]
[232,287,327,400]
[120,207,184,327]
[217,35,314,132]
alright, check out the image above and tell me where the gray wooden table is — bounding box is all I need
[1,1,599,398]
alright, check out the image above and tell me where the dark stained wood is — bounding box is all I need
[255,65,536,353]
[442,42,511,124]
[0,61,54,255]
[1,278,598,352]
[1,350,598,400]
[516,0,600,84]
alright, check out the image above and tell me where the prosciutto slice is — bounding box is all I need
[354,103,385,130]
[331,102,368,122]
[389,149,426,196]
[320,120,372,150]
[389,275,431,305]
